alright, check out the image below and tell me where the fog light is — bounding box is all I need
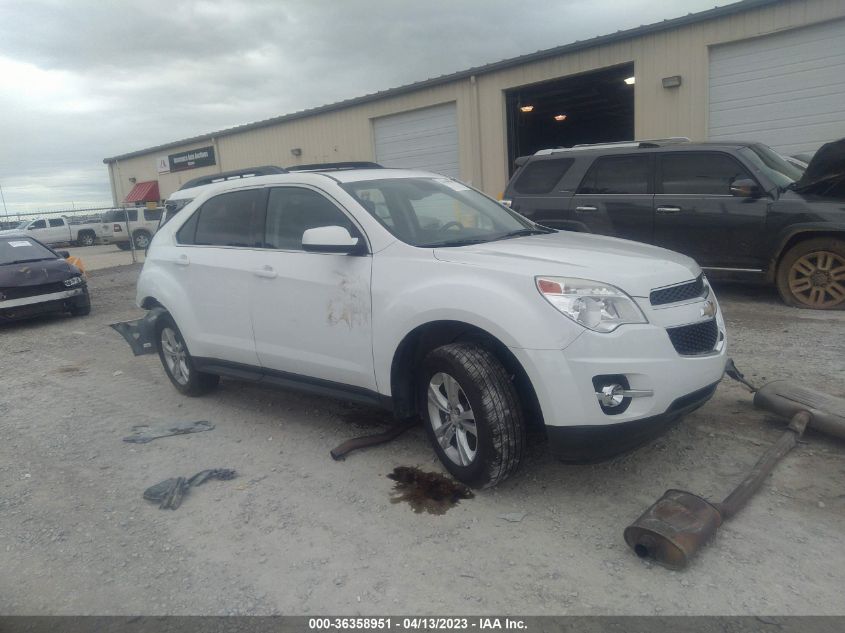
[598,384,627,408]
[593,375,654,415]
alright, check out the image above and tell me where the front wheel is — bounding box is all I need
[156,315,219,396]
[776,238,845,309]
[76,232,96,247]
[418,343,525,488]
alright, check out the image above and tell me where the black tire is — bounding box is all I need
[116,242,131,251]
[76,231,95,247]
[776,237,845,310]
[155,314,219,396]
[418,343,525,488]
[133,230,152,250]
[70,303,91,317]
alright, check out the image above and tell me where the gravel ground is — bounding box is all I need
[0,266,843,615]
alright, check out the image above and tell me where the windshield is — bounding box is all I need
[739,144,804,189]
[341,177,541,247]
[15,221,28,230]
[0,237,57,265]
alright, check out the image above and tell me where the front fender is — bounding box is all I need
[110,306,166,356]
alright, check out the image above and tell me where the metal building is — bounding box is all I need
[103,0,845,205]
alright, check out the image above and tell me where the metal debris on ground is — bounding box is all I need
[123,420,214,444]
[387,466,473,515]
[625,363,845,570]
[330,418,418,460]
[498,512,527,523]
[143,468,237,510]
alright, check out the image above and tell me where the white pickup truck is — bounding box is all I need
[0,216,102,247]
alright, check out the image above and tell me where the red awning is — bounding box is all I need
[124,180,160,203]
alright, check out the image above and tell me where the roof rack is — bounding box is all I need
[285,161,383,172]
[534,137,691,155]
[177,165,288,191]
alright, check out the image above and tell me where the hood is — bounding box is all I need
[433,232,700,298]
[0,257,77,288]
[0,229,25,237]
[793,138,845,196]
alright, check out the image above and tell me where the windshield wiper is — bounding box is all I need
[418,238,495,248]
[490,227,555,241]
[8,257,53,264]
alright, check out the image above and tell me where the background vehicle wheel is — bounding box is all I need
[418,343,525,488]
[116,242,131,251]
[76,231,95,247]
[156,315,219,396]
[133,231,152,250]
[776,238,845,309]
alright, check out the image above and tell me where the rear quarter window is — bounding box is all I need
[512,158,574,194]
[578,155,651,195]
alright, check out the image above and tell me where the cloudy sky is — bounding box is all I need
[0,0,729,215]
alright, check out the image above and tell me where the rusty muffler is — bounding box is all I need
[625,372,845,570]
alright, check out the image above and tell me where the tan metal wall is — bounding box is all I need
[108,0,845,204]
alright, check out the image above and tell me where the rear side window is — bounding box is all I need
[658,152,753,195]
[144,208,162,221]
[178,189,265,247]
[48,218,64,227]
[512,158,574,194]
[578,155,651,195]
[264,187,353,250]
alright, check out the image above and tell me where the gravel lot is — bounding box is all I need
[1,266,843,615]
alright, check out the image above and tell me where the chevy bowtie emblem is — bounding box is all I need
[700,300,716,318]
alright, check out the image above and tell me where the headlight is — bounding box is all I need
[64,276,84,287]
[536,276,647,333]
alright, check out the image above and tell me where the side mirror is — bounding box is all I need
[301,226,364,254]
[56,250,71,258]
[730,178,762,198]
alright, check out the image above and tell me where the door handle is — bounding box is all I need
[252,265,277,279]
[656,206,682,215]
[575,206,597,213]
[171,254,190,266]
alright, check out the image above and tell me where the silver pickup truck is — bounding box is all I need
[0,216,103,247]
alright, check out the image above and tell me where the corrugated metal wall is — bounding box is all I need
[108,0,845,204]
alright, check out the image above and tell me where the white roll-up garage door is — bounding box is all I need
[373,102,459,177]
[709,20,845,155]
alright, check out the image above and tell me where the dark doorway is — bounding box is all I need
[505,63,635,173]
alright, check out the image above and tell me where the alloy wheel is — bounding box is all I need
[787,250,845,308]
[426,372,478,467]
[161,327,190,385]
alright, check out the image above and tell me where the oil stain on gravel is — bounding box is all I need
[387,466,473,515]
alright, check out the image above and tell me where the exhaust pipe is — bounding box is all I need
[625,375,845,570]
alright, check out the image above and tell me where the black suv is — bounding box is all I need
[503,138,845,309]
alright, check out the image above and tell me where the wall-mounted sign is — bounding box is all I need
[168,146,216,172]
[156,156,170,173]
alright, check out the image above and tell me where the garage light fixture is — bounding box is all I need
[624,76,636,85]
[519,105,534,113]
[662,75,682,89]
[554,114,567,121]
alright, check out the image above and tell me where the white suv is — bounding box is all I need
[129,167,727,487]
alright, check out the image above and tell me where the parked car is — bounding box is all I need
[100,207,163,250]
[119,166,726,487]
[0,216,102,247]
[503,138,845,309]
[0,235,90,321]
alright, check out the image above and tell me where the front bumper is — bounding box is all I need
[0,287,89,320]
[546,380,719,462]
[510,302,727,460]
